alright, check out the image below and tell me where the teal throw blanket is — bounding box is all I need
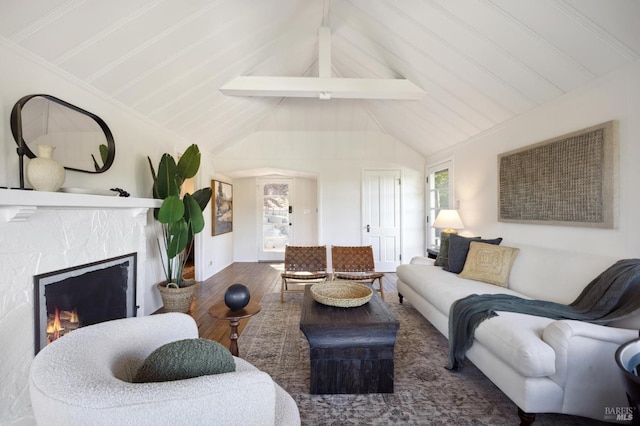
[447,258,640,371]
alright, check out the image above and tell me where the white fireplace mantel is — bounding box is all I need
[0,188,162,222]
[1,186,166,422]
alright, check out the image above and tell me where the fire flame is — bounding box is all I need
[45,307,78,345]
[46,307,63,343]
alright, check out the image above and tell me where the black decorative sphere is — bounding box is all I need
[224,283,251,311]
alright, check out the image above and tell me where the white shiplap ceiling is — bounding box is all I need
[1,0,639,158]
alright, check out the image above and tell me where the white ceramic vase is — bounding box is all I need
[26,145,66,192]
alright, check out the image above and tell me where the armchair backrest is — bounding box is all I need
[331,245,376,273]
[284,245,327,273]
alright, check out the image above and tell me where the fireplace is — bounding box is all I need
[34,253,137,353]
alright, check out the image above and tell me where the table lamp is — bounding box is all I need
[433,209,464,234]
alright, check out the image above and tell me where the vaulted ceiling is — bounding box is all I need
[2,0,639,158]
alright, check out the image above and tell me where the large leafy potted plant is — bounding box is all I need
[148,144,212,313]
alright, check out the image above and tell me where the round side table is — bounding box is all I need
[208,300,261,357]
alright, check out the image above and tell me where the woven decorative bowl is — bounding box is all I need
[310,282,373,308]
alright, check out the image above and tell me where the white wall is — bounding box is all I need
[293,177,319,246]
[214,131,426,264]
[232,178,259,261]
[0,39,228,289]
[0,40,195,311]
[1,40,177,196]
[426,60,640,258]
[196,150,234,279]
[0,40,220,425]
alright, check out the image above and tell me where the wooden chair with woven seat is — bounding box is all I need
[281,245,329,302]
[330,245,385,300]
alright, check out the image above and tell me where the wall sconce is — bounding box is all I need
[433,209,464,234]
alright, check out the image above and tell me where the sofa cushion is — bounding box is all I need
[134,338,236,383]
[410,256,434,265]
[397,264,525,318]
[459,242,520,287]
[474,312,557,377]
[434,232,451,268]
[397,264,557,377]
[445,235,503,274]
[503,242,620,303]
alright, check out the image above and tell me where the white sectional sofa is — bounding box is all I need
[396,242,640,424]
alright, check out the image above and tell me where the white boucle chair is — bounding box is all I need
[29,313,300,426]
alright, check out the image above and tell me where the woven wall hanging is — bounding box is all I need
[498,121,618,228]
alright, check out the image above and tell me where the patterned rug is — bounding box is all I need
[239,293,607,425]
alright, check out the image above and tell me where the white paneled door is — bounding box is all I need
[362,170,401,272]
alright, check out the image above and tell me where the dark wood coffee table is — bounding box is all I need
[299,285,399,394]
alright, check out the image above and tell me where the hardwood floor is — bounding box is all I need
[191,262,397,350]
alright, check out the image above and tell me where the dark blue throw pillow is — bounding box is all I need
[445,234,503,274]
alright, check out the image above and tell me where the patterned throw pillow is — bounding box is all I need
[445,234,503,274]
[434,232,451,268]
[459,242,520,287]
[134,338,235,383]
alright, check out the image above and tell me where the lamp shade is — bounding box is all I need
[433,210,464,232]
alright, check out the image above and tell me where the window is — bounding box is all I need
[427,160,453,251]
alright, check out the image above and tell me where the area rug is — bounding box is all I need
[239,293,606,425]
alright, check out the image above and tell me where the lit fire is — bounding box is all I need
[46,307,79,345]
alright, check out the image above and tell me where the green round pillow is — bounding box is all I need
[133,338,236,383]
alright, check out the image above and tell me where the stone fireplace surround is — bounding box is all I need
[0,188,161,423]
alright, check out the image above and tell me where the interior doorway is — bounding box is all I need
[257,176,318,262]
[258,178,293,261]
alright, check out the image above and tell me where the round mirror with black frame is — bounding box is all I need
[10,95,115,182]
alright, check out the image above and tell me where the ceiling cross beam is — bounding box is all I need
[219,27,425,101]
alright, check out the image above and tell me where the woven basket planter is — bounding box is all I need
[157,280,197,313]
